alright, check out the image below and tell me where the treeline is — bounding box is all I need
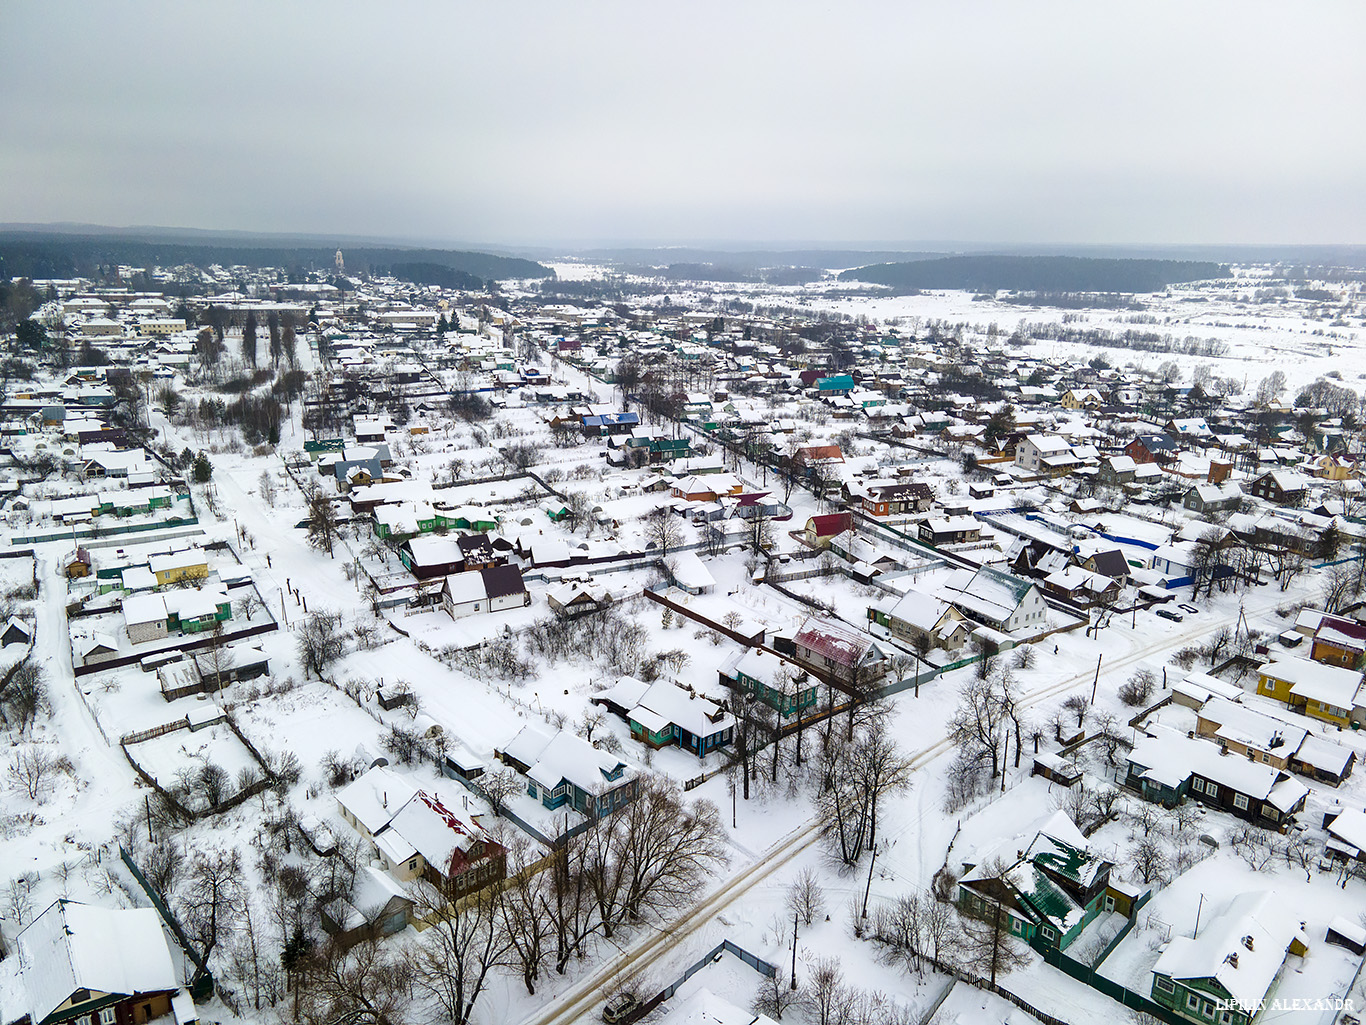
[0,232,552,282]
[841,255,1228,293]
[629,263,826,285]
[386,262,483,290]
[1019,320,1231,356]
[995,291,1145,310]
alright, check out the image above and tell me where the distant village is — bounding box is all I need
[1,253,1365,1025]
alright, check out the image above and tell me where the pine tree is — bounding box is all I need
[242,311,258,367]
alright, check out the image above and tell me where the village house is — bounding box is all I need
[1123,728,1308,830]
[336,766,505,896]
[1256,657,1365,727]
[1182,482,1243,514]
[591,677,734,756]
[1194,696,1355,785]
[858,480,933,517]
[917,515,982,546]
[956,810,1114,951]
[1125,433,1178,465]
[440,565,529,619]
[718,647,818,717]
[802,512,853,548]
[1015,434,1081,476]
[1309,614,1366,670]
[790,616,887,688]
[499,725,640,821]
[868,589,969,653]
[1247,469,1311,507]
[14,899,185,1025]
[940,564,1049,635]
[148,548,208,587]
[1150,891,1307,1025]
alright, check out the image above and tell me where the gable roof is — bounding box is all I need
[1153,891,1299,1012]
[18,900,177,1025]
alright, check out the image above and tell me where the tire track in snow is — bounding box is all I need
[518,591,1294,1025]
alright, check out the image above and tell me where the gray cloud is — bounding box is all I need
[2,0,1363,246]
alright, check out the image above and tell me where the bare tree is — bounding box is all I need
[754,967,801,1020]
[178,847,245,962]
[6,747,57,801]
[1062,694,1090,730]
[643,506,682,560]
[497,834,554,995]
[787,866,826,927]
[297,610,346,679]
[257,469,277,507]
[949,675,1007,779]
[409,877,509,1025]
[296,937,412,1025]
[1131,836,1168,884]
[304,486,341,558]
[958,858,1031,986]
[1118,667,1156,707]
[479,767,520,818]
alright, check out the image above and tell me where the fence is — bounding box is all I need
[120,719,189,745]
[626,939,779,1022]
[8,514,201,546]
[119,847,214,998]
[73,619,279,677]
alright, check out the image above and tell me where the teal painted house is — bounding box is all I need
[1150,891,1307,1025]
[718,647,817,717]
[500,725,640,822]
[957,810,1113,951]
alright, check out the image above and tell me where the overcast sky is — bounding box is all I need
[3,1,1363,248]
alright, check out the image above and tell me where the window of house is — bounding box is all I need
[1041,925,1056,942]
[76,1017,92,1025]
[1233,793,1249,811]
[99,1010,117,1025]
[408,860,418,871]
[1219,1012,1233,1024]
[1187,993,1201,1012]
[1010,918,1021,934]
[1155,976,1174,994]
[1205,783,1218,800]
[1191,778,1204,793]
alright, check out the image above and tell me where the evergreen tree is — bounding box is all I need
[242,310,258,367]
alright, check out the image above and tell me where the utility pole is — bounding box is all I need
[1090,653,1103,704]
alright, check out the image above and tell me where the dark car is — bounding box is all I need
[1156,608,1184,623]
[603,994,640,1024]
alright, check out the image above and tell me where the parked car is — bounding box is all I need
[1156,608,1184,623]
[1178,603,1199,615]
[603,993,640,1024]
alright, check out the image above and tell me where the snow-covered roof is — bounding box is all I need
[1152,891,1300,1013]
[17,900,178,1024]
[504,726,635,796]
[886,589,958,633]
[336,765,419,836]
[1263,658,1363,709]
[627,680,734,739]
[121,592,167,626]
[1195,697,1307,757]
[1128,728,1306,807]
[670,551,715,591]
[662,986,781,1025]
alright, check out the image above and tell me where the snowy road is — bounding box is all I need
[517,585,1288,1025]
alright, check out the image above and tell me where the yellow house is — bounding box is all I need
[1314,454,1358,481]
[148,548,209,586]
[1257,658,1364,728]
